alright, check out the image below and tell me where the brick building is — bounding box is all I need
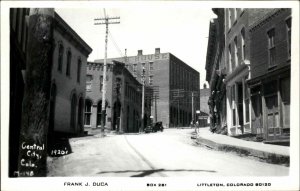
[95,48,200,128]
[224,9,273,136]
[9,8,92,176]
[50,12,92,135]
[85,61,142,133]
[248,9,291,144]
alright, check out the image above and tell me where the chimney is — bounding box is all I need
[155,48,160,54]
[138,50,143,56]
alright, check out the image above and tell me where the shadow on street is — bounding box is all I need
[96,168,217,177]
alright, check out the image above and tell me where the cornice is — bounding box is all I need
[249,9,288,33]
[54,12,92,57]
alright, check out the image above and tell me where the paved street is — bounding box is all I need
[47,129,289,177]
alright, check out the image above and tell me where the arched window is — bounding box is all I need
[58,44,64,71]
[77,58,81,83]
[66,50,72,76]
[241,28,246,60]
[70,93,77,130]
[78,97,84,132]
[84,99,92,126]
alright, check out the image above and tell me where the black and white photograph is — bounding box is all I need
[1,1,299,191]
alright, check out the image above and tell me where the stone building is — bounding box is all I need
[85,61,142,133]
[95,48,200,128]
[9,8,92,176]
[248,9,291,144]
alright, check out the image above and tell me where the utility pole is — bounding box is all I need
[192,91,194,123]
[140,66,146,133]
[171,89,184,128]
[190,91,199,123]
[94,9,120,136]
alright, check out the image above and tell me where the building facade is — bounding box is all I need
[50,12,92,135]
[85,61,142,133]
[224,9,273,136]
[205,9,227,133]
[95,48,200,128]
[248,9,291,144]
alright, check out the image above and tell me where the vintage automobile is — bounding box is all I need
[144,122,164,133]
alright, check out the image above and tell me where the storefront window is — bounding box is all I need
[280,77,290,129]
[84,100,92,126]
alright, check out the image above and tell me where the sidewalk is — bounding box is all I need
[194,127,290,166]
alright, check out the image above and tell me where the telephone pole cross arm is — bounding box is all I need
[94,9,120,136]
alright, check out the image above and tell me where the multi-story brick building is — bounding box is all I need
[224,8,273,136]
[9,8,92,176]
[248,9,291,144]
[95,48,200,128]
[85,61,142,133]
[50,12,92,135]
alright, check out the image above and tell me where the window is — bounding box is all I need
[234,36,238,67]
[58,44,64,71]
[233,8,237,21]
[228,44,232,71]
[228,9,231,28]
[77,58,81,83]
[280,77,290,129]
[133,64,137,76]
[78,97,84,131]
[244,79,250,123]
[267,28,276,67]
[232,85,236,126]
[241,28,246,60]
[86,75,93,91]
[84,99,92,126]
[149,62,154,71]
[149,75,153,86]
[286,18,291,58]
[99,75,103,92]
[66,50,72,76]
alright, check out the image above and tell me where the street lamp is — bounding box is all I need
[140,66,146,133]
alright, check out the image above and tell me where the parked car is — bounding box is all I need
[153,122,163,132]
[144,122,163,133]
[144,125,153,133]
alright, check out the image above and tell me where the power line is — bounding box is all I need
[108,30,124,57]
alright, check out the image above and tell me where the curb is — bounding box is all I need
[194,136,290,166]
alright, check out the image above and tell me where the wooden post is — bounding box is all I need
[17,8,54,177]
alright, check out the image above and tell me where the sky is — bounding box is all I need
[56,7,216,88]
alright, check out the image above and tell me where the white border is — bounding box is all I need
[1,1,299,191]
